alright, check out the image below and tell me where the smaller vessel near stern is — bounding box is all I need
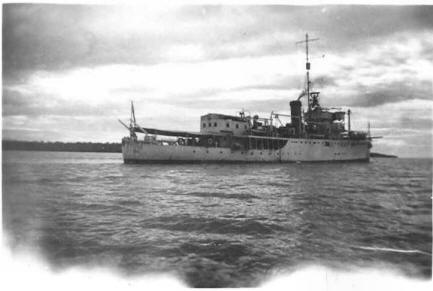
[119,34,377,163]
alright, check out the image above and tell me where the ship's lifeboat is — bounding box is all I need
[178,138,185,145]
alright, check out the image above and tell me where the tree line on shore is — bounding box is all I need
[3,140,122,153]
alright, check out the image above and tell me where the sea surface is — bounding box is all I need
[2,150,432,287]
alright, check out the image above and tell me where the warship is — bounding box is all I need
[119,34,377,163]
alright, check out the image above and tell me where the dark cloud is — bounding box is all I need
[3,5,95,82]
[350,80,432,107]
[3,5,175,82]
[260,5,433,47]
[4,4,433,84]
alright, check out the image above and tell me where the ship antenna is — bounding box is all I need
[296,33,319,111]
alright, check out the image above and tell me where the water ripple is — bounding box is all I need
[2,151,432,287]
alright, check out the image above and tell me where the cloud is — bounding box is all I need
[349,80,432,107]
[4,5,433,84]
[2,4,432,157]
[2,88,123,118]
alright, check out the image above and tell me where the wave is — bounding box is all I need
[141,215,285,235]
[178,191,259,200]
[353,245,431,255]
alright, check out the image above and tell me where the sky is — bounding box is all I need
[2,4,433,157]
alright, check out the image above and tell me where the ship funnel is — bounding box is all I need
[290,100,302,136]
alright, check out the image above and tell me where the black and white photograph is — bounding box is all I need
[2,1,432,289]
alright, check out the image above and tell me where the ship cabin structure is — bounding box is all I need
[125,96,368,153]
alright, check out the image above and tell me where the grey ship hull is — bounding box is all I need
[122,137,370,163]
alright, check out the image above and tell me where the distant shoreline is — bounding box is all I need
[370,152,398,158]
[2,140,398,158]
[2,140,121,153]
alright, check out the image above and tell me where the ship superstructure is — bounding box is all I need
[119,34,374,163]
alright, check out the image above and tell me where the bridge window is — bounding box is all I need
[203,123,206,128]
[235,124,239,129]
[214,122,217,127]
[208,122,212,127]
[226,123,230,128]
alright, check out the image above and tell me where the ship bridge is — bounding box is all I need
[200,113,250,136]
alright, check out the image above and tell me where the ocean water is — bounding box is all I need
[2,150,432,287]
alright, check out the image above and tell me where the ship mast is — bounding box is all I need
[130,101,136,127]
[296,33,319,111]
[129,101,137,139]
